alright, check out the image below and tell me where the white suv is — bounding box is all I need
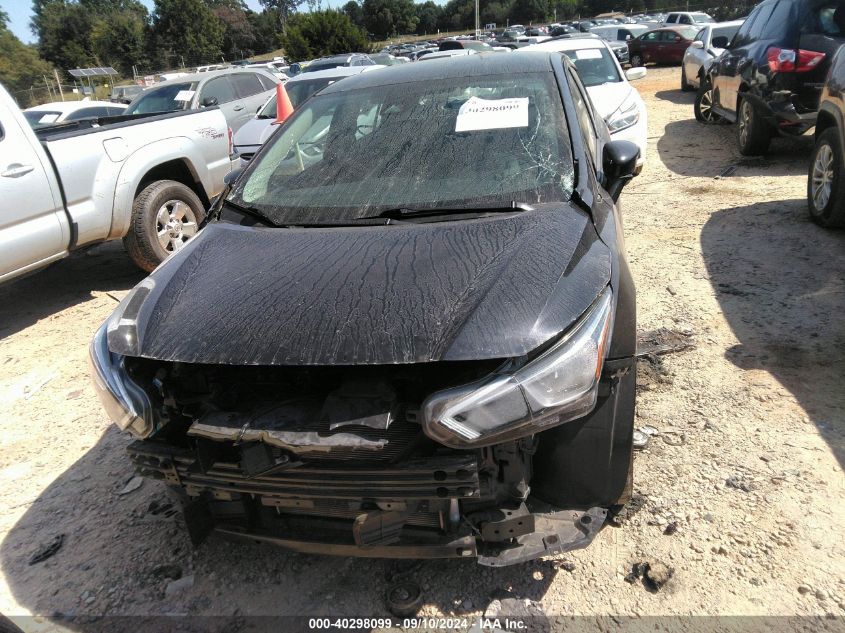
[663,11,715,26]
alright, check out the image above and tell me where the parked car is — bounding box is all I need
[368,52,410,66]
[417,49,478,60]
[590,24,650,44]
[0,84,236,281]
[697,0,845,155]
[522,36,648,169]
[439,40,496,52]
[22,100,127,129]
[233,66,384,163]
[124,68,280,133]
[628,26,700,67]
[808,46,845,227]
[91,52,640,567]
[301,53,376,73]
[110,85,143,104]
[681,20,744,91]
[662,11,715,26]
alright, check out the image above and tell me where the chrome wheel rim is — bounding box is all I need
[739,100,752,147]
[155,200,198,253]
[811,143,834,211]
[699,88,716,122]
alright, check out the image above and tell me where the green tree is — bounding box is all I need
[91,10,148,75]
[362,0,418,39]
[208,0,257,59]
[151,0,225,67]
[35,1,96,72]
[0,13,55,107]
[509,0,547,23]
[247,9,280,54]
[280,10,369,61]
[414,0,441,33]
[342,0,365,28]
[259,0,305,32]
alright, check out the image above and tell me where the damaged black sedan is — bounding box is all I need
[90,53,640,566]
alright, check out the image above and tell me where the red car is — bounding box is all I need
[628,26,701,67]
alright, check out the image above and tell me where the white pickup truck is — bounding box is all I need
[0,84,236,282]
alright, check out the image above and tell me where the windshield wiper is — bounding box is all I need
[221,199,276,226]
[360,202,533,222]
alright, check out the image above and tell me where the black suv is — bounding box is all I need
[808,46,845,226]
[696,0,845,155]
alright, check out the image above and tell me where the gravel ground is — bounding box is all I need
[0,67,843,632]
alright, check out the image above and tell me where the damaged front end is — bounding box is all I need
[91,287,631,566]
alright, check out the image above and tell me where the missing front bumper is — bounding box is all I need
[209,505,606,566]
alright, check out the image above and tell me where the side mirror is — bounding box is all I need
[711,36,728,48]
[603,140,640,201]
[625,67,647,81]
[223,168,242,186]
[690,40,704,49]
[202,96,219,107]
[626,34,632,40]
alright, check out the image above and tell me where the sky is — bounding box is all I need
[3,0,277,44]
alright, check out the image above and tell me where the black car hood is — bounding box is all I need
[124,203,611,365]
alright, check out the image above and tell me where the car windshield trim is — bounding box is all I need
[228,71,575,226]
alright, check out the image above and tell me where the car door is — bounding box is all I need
[637,31,660,62]
[685,27,708,79]
[199,75,242,131]
[0,105,67,282]
[712,1,773,114]
[232,72,273,125]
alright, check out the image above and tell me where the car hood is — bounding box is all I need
[585,82,633,120]
[233,117,275,148]
[118,204,611,366]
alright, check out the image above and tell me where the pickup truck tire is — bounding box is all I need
[808,127,845,228]
[124,180,205,272]
[737,97,771,156]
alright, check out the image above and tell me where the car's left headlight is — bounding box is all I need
[422,288,613,448]
[606,94,641,133]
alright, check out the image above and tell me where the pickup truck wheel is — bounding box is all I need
[124,180,205,272]
[808,127,845,228]
[737,97,771,156]
[694,81,721,123]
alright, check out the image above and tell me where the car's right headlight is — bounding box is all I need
[89,283,156,438]
[422,288,614,448]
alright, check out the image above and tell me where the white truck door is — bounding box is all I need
[0,100,68,283]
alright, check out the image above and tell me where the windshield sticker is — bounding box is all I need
[455,97,529,132]
[174,90,196,102]
[574,49,603,60]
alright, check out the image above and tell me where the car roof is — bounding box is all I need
[521,37,606,52]
[319,52,554,94]
[158,67,275,84]
[286,66,378,83]
[25,100,124,113]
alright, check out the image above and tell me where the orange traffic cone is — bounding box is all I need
[274,82,294,125]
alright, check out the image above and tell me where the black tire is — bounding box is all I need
[807,127,845,228]
[123,180,206,272]
[736,96,772,156]
[630,53,643,68]
[694,81,721,124]
[681,66,693,92]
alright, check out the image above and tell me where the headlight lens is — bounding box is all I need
[606,95,640,133]
[89,281,156,437]
[422,288,613,448]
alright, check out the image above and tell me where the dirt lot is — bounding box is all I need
[0,67,843,631]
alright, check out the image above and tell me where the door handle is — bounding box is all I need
[1,163,34,178]
[233,104,245,111]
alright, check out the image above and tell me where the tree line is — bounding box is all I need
[1,0,753,105]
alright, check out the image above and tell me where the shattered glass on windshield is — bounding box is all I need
[230,72,575,224]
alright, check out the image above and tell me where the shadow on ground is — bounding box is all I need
[1,426,564,631]
[656,118,814,179]
[700,198,845,468]
[653,89,692,105]
[0,243,143,341]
